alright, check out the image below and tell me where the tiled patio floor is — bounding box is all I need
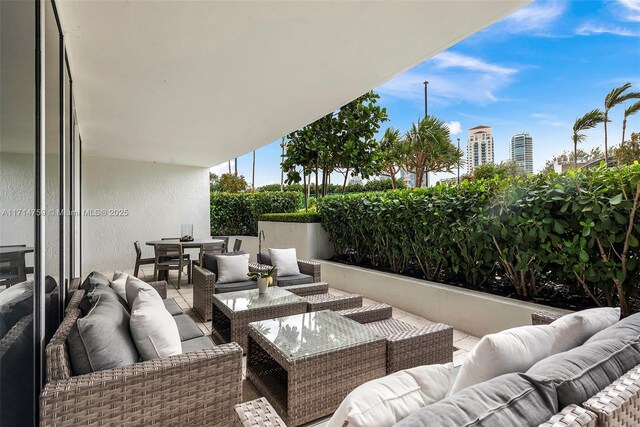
[119,266,480,426]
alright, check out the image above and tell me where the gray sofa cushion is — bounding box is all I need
[276,273,314,287]
[79,271,111,292]
[181,336,216,353]
[258,251,272,266]
[0,281,33,338]
[163,298,184,316]
[394,373,558,427]
[527,339,640,408]
[586,313,640,344]
[202,251,246,276]
[79,283,129,316]
[67,293,140,375]
[214,280,258,293]
[173,313,204,341]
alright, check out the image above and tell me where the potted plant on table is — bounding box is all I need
[247,266,277,294]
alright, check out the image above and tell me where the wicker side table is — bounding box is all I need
[233,397,287,427]
[304,293,363,312]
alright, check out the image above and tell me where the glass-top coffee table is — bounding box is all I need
[246,310,387,427]
[211,287,307,352]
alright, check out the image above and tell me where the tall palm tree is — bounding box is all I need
[251,150,256,191]
[622,100,640,145]
[604,83,640,164]
[378,127,407,189]
[572,109,605,168]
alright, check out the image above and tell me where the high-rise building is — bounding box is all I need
[467,125,494,175]
[510,132,534,174]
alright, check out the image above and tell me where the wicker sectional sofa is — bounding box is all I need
[40,279,243,427]
[233,309,640,427]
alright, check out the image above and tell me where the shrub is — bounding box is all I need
[210,173,248,192]
[259,212,322,223]
[210,192,301,236]
[318,165,640,314]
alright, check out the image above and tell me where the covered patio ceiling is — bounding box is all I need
[57,0,529,167]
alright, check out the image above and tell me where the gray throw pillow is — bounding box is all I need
[394,373,558,427]
[585,313,640,344]
[202,251,246,276]
[527,339,640,408]
[258,251,272,266]
[79,283,128,316]
[67,293,140,375]
[79,271,111,292]
[0,281,33,338]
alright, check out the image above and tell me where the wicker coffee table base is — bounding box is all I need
[304,293,363,312]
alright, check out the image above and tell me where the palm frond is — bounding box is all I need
[573,109,605,133]
[605,83,633,109]
[624,100,640,119]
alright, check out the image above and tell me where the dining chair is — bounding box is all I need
[197,242,225,266]
[133,241,155,278]
[160,237,190,264]
[233,239,242,252]
[211,236,230,253]
[154,243,190,288]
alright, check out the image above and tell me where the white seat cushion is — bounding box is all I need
[327,363,453,427]
[268,248,300,277]
[550,307,620,354]
[216,253,250,284]
[111,271,128,302]
[129,288,182,361]
[449,325,557,395]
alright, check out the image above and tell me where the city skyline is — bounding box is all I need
[212,0,640,187]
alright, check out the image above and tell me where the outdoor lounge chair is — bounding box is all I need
[257,251,321,287]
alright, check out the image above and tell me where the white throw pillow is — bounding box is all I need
[328,363,453,427]
[550,307,620,354]
[111,271,128,302]
[216,253,250,284]
[449,325,557,395]
[129,288,181,361]
[125,275,162,310]
[268,248,300,277]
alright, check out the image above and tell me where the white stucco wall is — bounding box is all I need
[258,221,334,260]
[81,156,210,272]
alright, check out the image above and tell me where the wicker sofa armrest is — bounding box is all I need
[234,397,287,427]
[285,282,329,296]
[297,259,321,282]
[41,343,243,427]
[193,265,217,321]
[338,304,393,324]
[249,262,272,274]
[532,310,564,325]
[583,364,640,425]
[147,280,168,299]
[539,404,597,427]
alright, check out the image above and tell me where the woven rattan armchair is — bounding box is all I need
[256,253,321,286]
[338,303,453,373]
[192,262,272,321]
[40,282,243,427]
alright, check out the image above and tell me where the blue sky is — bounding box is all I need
[212,0,640,187]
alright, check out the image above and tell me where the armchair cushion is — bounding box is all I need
[181,336,216,353]
[585,312,640,344]
[214,280,258,293]
[268,248,300,277]
[202,251,246,276]
[125,275,162,309]
[258,251,272,266]
[276,273,314,287]
[549,307,620,354]
[174,314,204,341]
[216,253,250,284]
[130,289,182,361]
[67,293,139,375]
[163,298,184,316]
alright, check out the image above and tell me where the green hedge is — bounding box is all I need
[257,179,405,194]
[259,212,322,223]
[211,192,302,236]
[318,165,640,314]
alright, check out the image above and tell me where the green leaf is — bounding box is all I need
[629,234,639,248]
[553,221,565,234]
[610,194,623,205]
[579,250,590,263]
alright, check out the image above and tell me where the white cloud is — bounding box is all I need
[210,162,230,175]
[501,0,566,33]
[530,113,554,119]
[445,121,462,135]
[618,0,640,22]
[378,52,519,106]
[576,23,640,37]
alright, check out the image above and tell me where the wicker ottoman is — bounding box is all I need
[304,293,362,312]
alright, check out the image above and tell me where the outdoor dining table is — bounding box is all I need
[145,238,225,282]
[0,246,34,286]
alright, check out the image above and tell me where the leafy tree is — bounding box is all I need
[614,133,640,166]
[604,83,640,164]
[473,161,527,181]
[377,127,409,189]
[403,115,463,188]
[622,101,640,146]
[210,173,248,192]
[572,109,605,169]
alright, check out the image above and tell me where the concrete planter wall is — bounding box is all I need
[319,260,570,337]
[258,221,334,260]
